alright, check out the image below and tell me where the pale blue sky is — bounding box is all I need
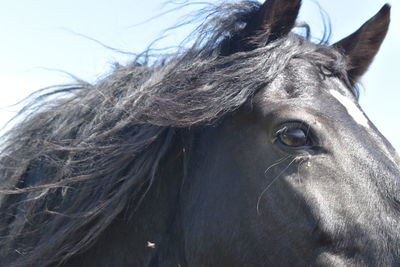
[0,0,399,151]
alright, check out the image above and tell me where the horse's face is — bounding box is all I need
[180,1,400,266]
[182,58,400,266]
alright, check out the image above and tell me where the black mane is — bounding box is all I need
[0,1,349,265]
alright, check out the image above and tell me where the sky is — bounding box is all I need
[0,0,399,151]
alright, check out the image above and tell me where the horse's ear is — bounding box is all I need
[246,0,301,42]
[220,0,301,55]
[333,4,390,83]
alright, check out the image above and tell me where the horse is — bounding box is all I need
[0,0,399,266]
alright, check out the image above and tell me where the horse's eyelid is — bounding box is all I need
[276,122,310,133]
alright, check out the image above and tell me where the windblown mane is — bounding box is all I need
[0,1,349,265]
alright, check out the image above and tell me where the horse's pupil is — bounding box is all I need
[280,128,307,147]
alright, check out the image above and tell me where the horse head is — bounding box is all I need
[0,0,399,266]
[177,1,400,266]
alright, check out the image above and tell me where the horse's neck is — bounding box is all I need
[62,141,186,267]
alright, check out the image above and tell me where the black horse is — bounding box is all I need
[1,0,399,266]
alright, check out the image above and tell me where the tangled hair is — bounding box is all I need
[0,1,349,266]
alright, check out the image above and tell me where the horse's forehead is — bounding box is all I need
[257,61,371,129]
[261,60,325,99]
[328,79,370,128]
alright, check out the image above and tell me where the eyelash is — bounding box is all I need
[273,122,313,149]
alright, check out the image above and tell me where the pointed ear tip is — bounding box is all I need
[382,3,391,10]
[377,4,391,26]
[367,4,391,26]
[380,4,391,16]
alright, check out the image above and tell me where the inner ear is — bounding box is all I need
[333,4,390,84]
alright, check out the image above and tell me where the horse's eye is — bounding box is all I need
[277,128,309,147]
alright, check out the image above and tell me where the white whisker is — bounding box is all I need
[257,156,299,215]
